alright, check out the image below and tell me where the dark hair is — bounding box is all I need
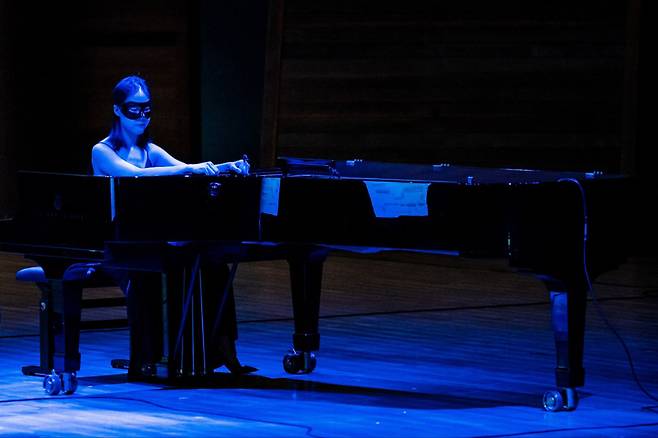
[107,75,152,149]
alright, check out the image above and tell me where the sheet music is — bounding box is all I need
[364,181,429,218]
[260,177,281,216]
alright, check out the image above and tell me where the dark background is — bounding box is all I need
[0,0,655,253]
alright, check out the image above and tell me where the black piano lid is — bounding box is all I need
[278,158,625,185]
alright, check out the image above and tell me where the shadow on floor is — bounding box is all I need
[78,372,566,410]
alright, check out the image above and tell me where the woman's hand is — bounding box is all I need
[236,158,250,175]
[188,161,220,175]
[219,159,250,175]
[186,158,250,176]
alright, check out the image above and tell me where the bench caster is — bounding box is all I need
[43,370,61,395]
[543,387,579,411]
[283,349,317,374]
[43,370,78,396]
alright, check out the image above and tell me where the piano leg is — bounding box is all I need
[284,246,329,374]
[540,276,587,411]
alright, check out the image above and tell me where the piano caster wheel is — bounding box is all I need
[283,350,317,374]
[111,358,130,370]
[543,387,579,412]
[61,372,78,395]
[43,370,78,396]
[43,370,62,396]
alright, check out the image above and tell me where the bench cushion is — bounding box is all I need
[16,263,114,286]
[15,266,47,283]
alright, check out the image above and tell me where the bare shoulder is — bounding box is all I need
[146,142,165,152]
[91,141,121,176]
[92,141,115,155]
[92,138,114,152]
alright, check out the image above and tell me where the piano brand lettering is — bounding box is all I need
[40,211,85,221]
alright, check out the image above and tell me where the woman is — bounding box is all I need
[92,76,248,177]
[93,75,254,378]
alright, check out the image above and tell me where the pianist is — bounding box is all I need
[91,75,254,378]
[91,75,248,177]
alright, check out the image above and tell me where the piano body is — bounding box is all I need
[0,159,628,410]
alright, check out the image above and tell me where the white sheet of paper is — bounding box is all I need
[260,177,281,216]
[364,181,429,218]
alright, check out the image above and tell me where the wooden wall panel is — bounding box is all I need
[1,2,193,171]
[0,0,15,218]
[74,1,195,168]
[266,0,630,172]
[0,1,195,216]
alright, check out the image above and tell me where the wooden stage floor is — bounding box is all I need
[1,251,657,437]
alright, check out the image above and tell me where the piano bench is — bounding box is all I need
[16,264,128,387]
[16,264,127,330]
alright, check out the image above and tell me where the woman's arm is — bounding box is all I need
[146,143,187,167]
[92,144,218,176]
[148,143,248,174]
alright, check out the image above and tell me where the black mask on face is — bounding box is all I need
[120,101,152,120]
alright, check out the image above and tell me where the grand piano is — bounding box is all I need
[0,158,629,411]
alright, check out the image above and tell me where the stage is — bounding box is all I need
[1,252,657,437]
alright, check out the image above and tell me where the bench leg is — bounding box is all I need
[53,280,82,373]
[22,280,82,376]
